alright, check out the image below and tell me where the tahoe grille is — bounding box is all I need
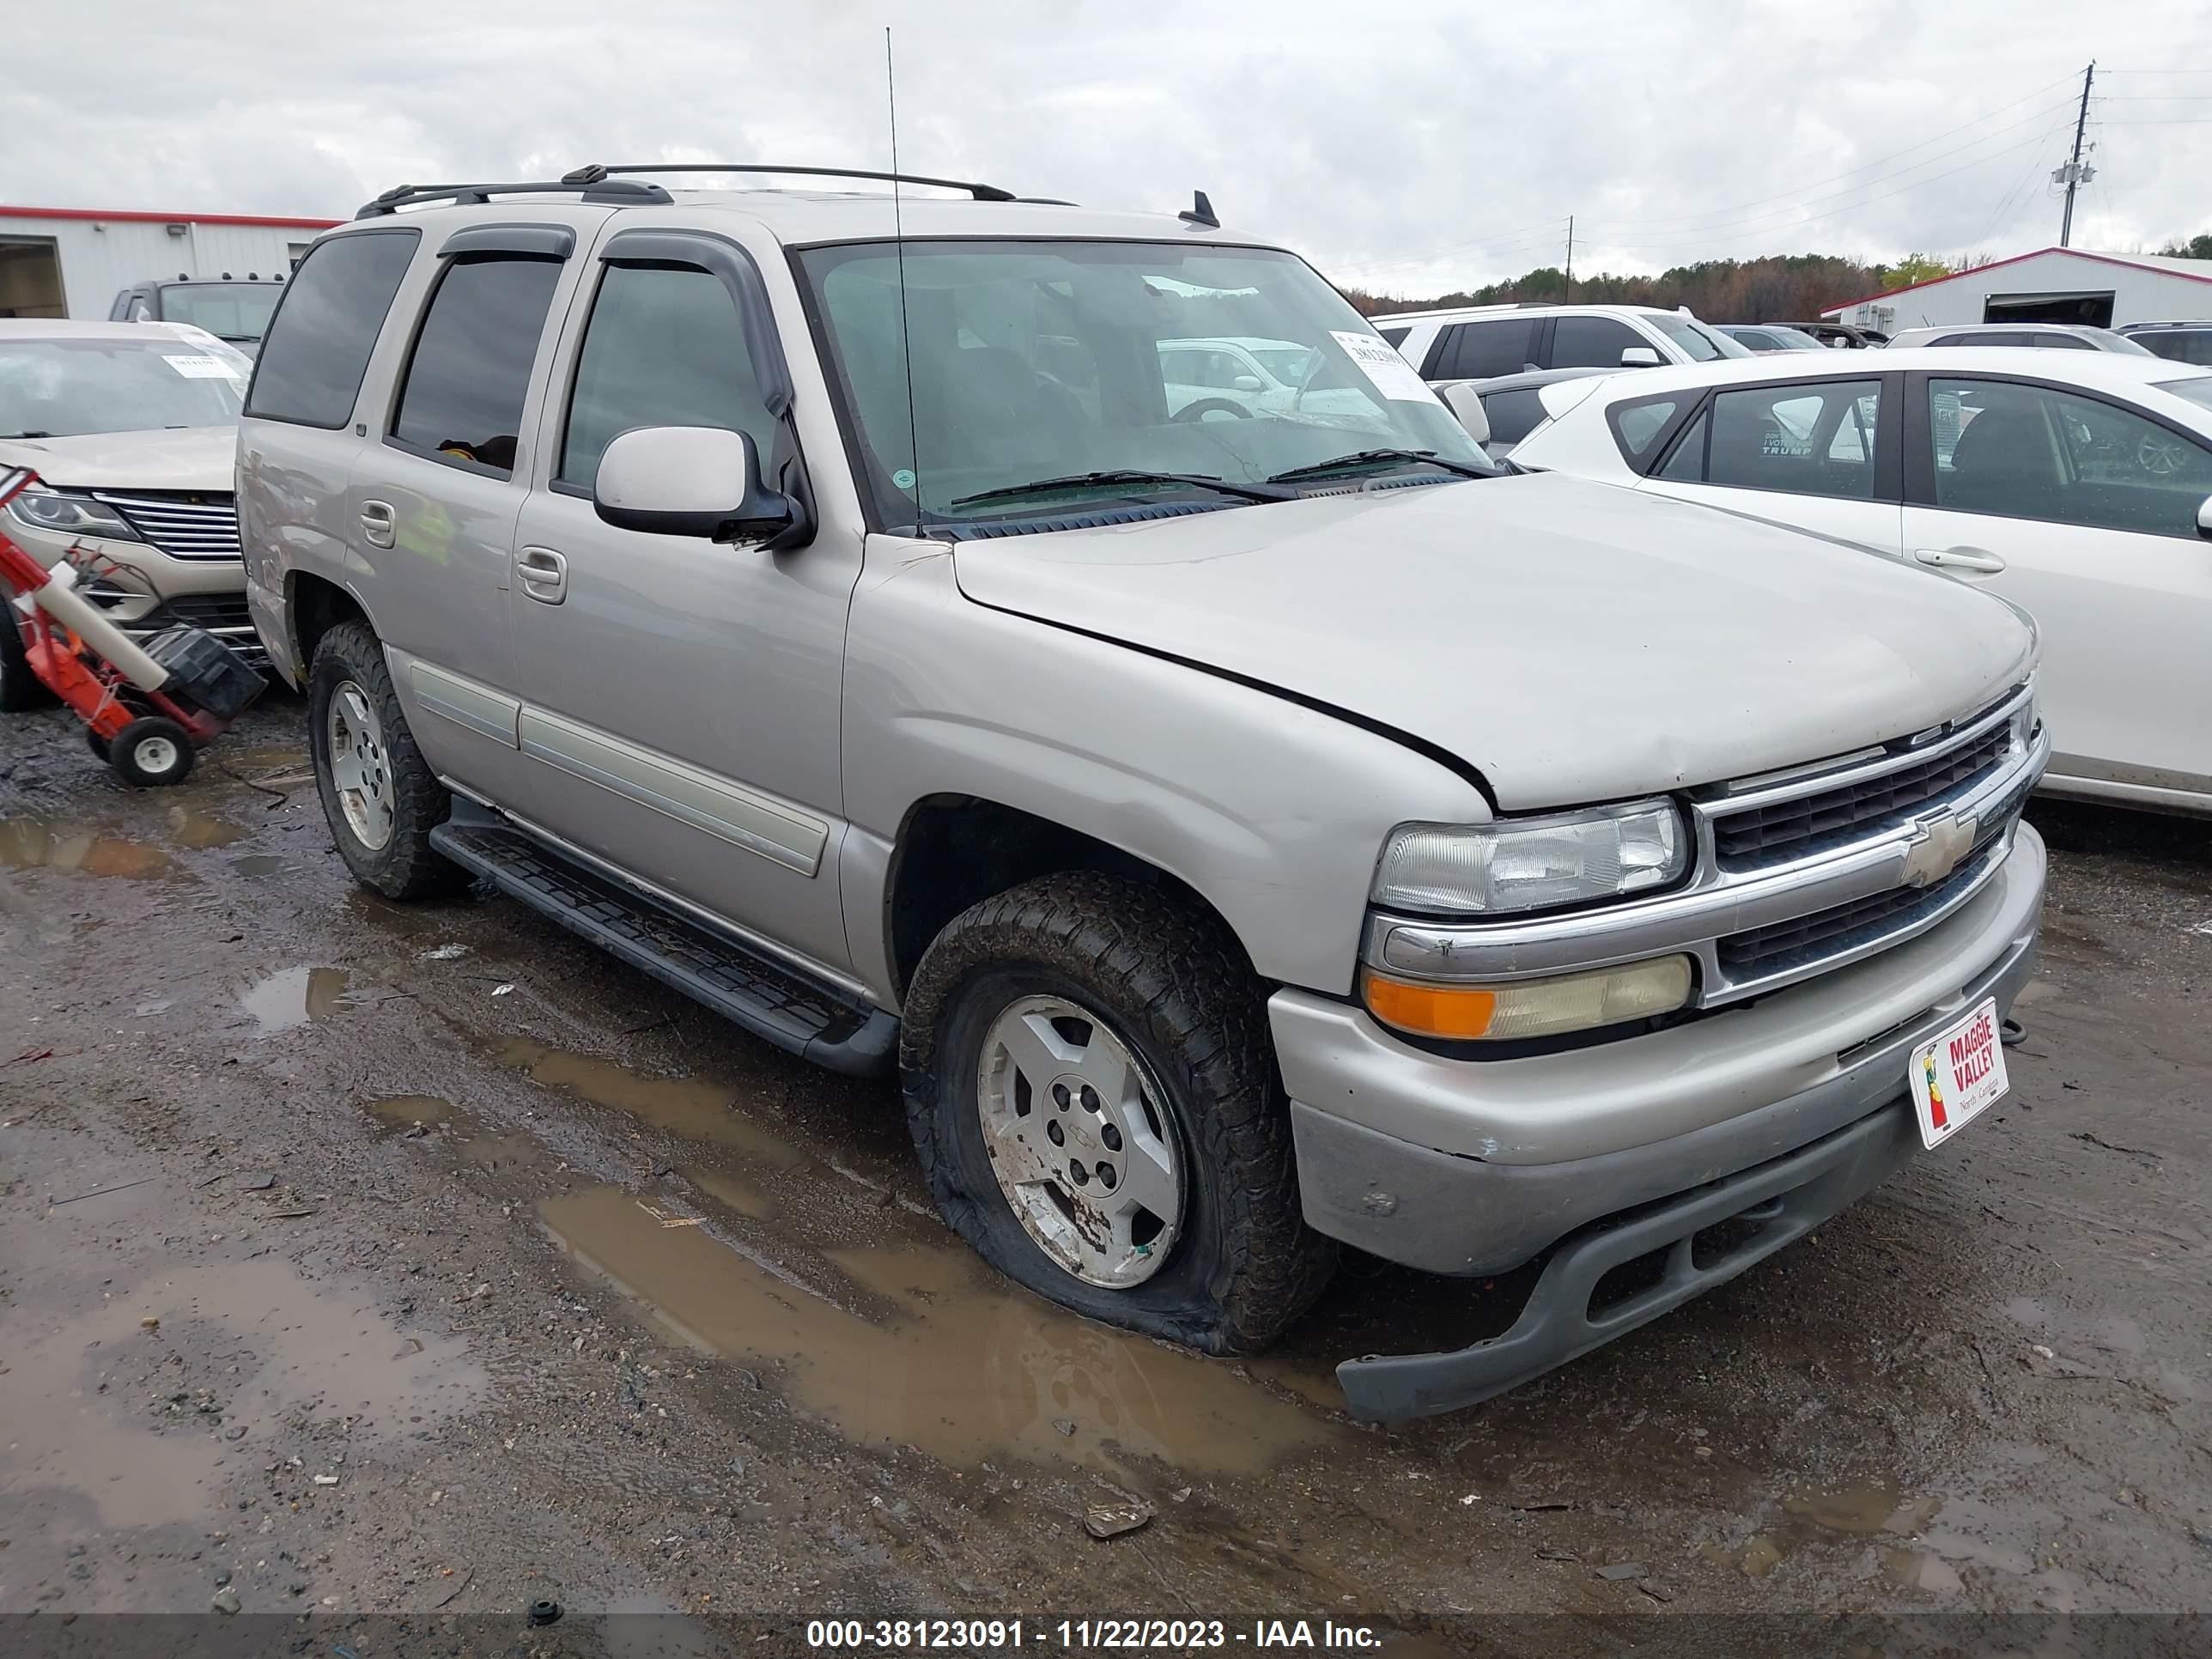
[1711,723,2009,872]
[90,490,242,562]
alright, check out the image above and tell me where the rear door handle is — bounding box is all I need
[516,544,568,605]
[359,500,396,550]
[1912,546,2007,574]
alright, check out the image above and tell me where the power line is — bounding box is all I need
[1586,99,2079,240]
[1584,72,2081,231]
[1585,126,2069,253]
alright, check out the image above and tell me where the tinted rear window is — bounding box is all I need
[1440,318,1539,379]
[390,254,562,477]
[245,231,418,428]
[2139,330,2212,367]
[1479,386,1551,445]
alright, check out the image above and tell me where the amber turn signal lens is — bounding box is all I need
[1364,955,1694,1042]
[1361,974,1499,1039]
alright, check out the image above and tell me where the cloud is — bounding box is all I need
[3,0,2204,295]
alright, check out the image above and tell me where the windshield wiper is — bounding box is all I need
[1264,448,1491,485]
[948,469,1293,510]
[0,431,53,440]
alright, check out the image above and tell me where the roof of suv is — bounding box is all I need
[1883,322,2147,351]
[332,186,1270,251]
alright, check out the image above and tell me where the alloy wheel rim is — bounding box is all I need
[327,681,396,851]
[974,994,1185,1288]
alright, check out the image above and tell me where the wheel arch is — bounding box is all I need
[882,793,1254,1006]
[285,569,374,682]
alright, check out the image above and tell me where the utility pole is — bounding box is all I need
[1564,216,1575,301]
[2055,61,2097,247]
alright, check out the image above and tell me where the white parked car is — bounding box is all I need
[1881,323,2155,355]
[1509,347,2212,815]
[1156,336,1375,422]
[1375,303,1753,382]
[0,319,257,710]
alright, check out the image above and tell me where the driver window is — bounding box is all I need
[1930,377,2212,537]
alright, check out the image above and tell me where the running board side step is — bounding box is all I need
[428,809,897,1077]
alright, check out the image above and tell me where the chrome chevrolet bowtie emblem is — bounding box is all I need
[1902,812,1978,888]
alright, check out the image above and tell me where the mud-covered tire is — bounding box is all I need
[901,871,1335,1353]
[1,616,57,712]
[307,621,467,900]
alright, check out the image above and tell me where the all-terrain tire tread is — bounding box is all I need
[901,871,1335,1354]
[309,622,469,901]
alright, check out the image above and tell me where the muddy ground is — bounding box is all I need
[2,698,2208,1654]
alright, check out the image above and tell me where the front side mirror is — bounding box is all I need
[593,426,793,541]
[1619,346,1663,368]
[1438,382,1490,446]
[2198,493,2212,542]
[1231,374,1264,393]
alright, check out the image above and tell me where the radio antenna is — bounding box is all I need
[886,27,922,532]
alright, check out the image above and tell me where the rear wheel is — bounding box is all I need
[901,872,1334,1354]
[1,616,57,712]
[307,621,468,900]
[108,715,195,787]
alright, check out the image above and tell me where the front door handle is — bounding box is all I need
[1912,546,2007,575]
[516,544,568,605]
[359,500,396,550]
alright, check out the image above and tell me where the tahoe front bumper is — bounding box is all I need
[1272,820,2044,1418]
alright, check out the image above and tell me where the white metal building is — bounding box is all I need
[0,205,341,321]
[1823,246,2212,335]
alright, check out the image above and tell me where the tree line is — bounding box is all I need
[1340,233,2212,323]
[1339,252,1972,325]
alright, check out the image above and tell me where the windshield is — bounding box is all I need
[2081,327,2156,356]
[0,337,248,438]
[2155,375,2212,414]
[798,240,1491,527]
[1649,315,1753,362]
[155,283,283,342]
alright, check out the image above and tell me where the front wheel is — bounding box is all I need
[108,715,195,787]
[307,621,468,900]
[900,872,1334,1354]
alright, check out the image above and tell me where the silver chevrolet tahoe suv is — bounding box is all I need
[239,165,2050,1418]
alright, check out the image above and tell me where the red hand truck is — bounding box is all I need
[0,465,261,786]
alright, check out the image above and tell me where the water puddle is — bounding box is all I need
[242,966,356,1033]
[365,1095,543,1169]
[229,854,290,878]
[1779,1474,1939,1535]
[0,817,174,879]
[0,1257,482,1529]
[164,807,249,850]
[539,1182,1329,1475]
[495,1038,807,1170]
[1881,1547,1966,1592]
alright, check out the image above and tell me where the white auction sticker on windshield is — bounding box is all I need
[162,354,237,380]
[1330,331,1439,404]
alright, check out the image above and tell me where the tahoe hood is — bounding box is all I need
[0,426,237,494]
[951,471,2037,811]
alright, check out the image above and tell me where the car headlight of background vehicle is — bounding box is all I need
[4,488,143,542]
[1370,799,1687,916]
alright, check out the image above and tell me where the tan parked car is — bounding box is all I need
[0,319,256,710]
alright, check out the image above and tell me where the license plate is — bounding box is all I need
[1908,996,2008,1150]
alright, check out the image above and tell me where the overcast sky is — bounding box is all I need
[5,1,2209,295]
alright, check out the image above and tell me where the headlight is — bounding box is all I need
[1372,799,1687,916]
[5,489,143,542]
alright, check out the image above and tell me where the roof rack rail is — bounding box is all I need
[355,178,673,219]
[561,163,1018,203]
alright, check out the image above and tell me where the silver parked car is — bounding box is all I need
[1509,347,2212,817]
[240,167,2048,1417]
[1882,323,2156,355]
